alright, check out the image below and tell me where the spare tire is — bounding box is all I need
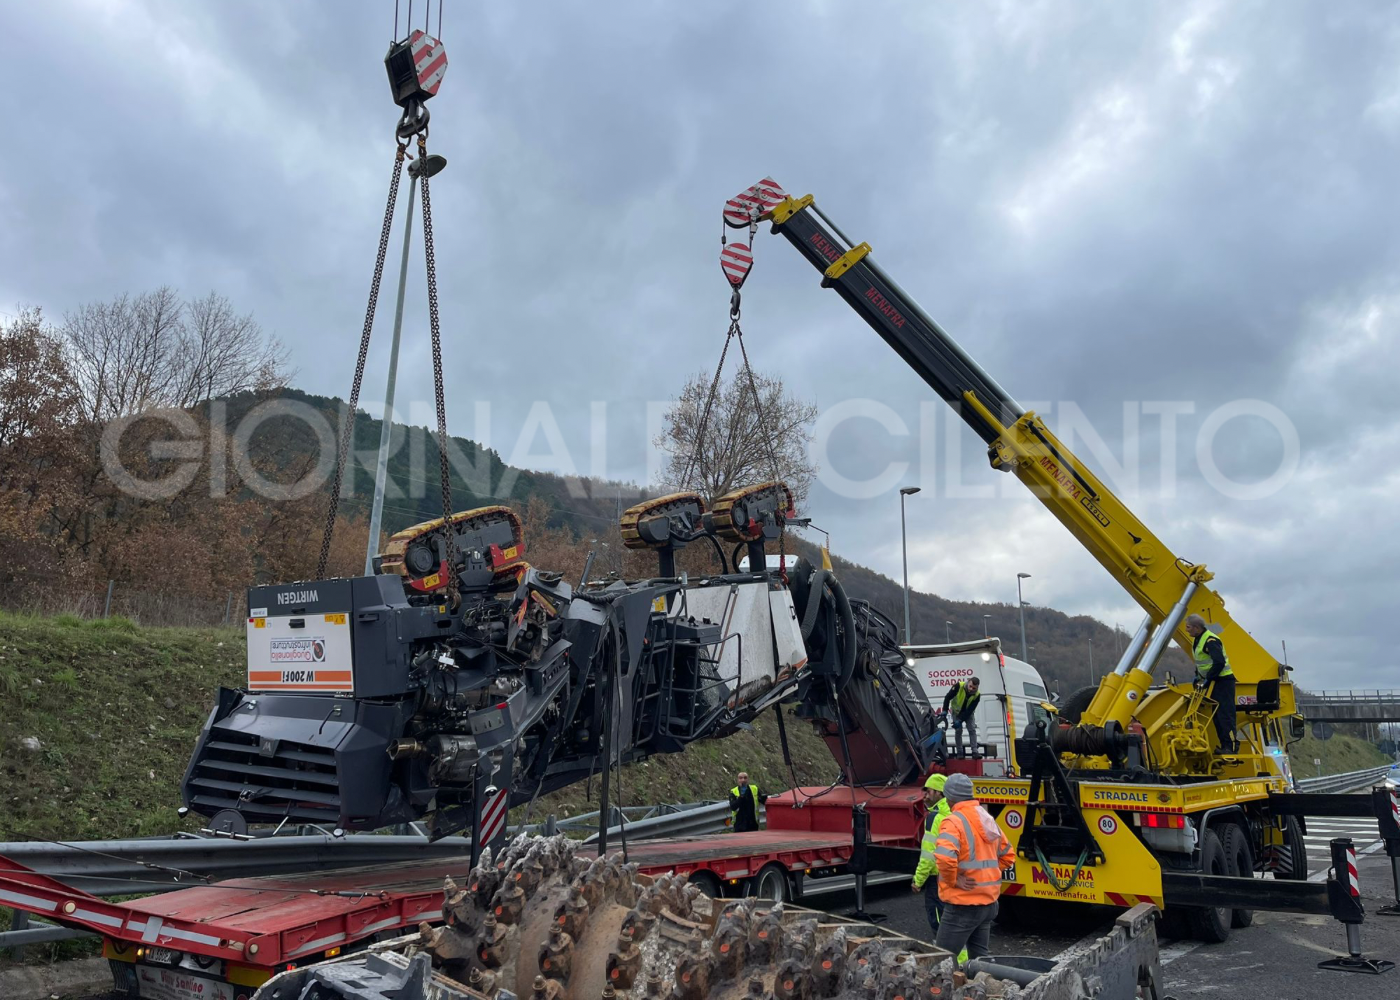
[1057,685,1100,725]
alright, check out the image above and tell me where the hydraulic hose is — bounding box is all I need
[792,568,856,691]
[828,574,857,692]
[798,569,829,641]
[700,532,729,574]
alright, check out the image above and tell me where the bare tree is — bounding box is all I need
[62,288,291,421]
[174,293,291,406]
[654,368,818,505]
[64,288,185,421]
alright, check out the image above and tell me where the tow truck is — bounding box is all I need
[723,177,1400,966]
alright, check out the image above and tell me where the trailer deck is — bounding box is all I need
[0,824,912,981]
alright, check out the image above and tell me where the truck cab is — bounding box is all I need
[902,638,1051,778]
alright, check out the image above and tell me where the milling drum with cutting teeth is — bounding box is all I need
[415,834,957,1000]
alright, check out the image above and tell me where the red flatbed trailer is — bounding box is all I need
[0,786,928,998]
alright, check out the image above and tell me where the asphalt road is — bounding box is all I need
[68,816,1400,999]
[814,815,1400,998]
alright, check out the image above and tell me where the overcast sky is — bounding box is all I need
[4,1,1399,689]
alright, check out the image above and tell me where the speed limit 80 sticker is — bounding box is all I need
[1097,814,1118,836]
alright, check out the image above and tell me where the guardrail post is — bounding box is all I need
[7,909,27,960]
[1318,838,1395,974]
[544,814,558,836]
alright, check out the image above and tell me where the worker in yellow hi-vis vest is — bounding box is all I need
[942,677,982,758]
[728,772,768,832]
[911,772,951,935]
[1185,614,1236,754]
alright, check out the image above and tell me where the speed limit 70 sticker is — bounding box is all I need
[1004,809,1023,829]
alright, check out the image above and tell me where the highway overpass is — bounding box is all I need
[1296,690,1400,723]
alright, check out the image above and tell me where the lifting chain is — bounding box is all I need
[318,121,457,605]
[318,140,409,578]
[416,131,459,604]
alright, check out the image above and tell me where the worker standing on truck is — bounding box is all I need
[933,773,1014,965]
[912,772,952,934]
[1185,614,1236,753]
[942,677,982,757]
[728,772,767,832]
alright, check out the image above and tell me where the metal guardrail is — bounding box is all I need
[1294,764,1394,793]
[1296,690,1400,703]
[0,804,726,953]
[581,800,740,843]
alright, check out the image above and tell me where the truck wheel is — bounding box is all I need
[1186,828,1231,944]
[1221,823,1255,928]
[1278,817,1308,880]
[688,870,723,898]
[748,863,790,903]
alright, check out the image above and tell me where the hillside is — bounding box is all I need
[213,388,633,538]
[206,386,1188,692]
[1,613,1388,844]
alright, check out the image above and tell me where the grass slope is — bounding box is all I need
[1288,732,1391,781]
[0,612,242,841]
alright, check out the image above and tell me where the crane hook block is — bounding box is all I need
[385,29,448,110]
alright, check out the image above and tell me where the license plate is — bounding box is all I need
[135,964,237,1000]
[145,946,178,965]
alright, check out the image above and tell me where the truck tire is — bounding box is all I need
[1186,828,1232,944]
[1057,686,1099,725]
[1278,817,1308,880]
[687,870,723,898]
[747,862,790,903]
[1221,823,1255,928]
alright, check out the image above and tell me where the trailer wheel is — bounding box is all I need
[687,870,723,898]
[1186,828,1231,944]
[1221,823,1255,928]
[747,863,791,903]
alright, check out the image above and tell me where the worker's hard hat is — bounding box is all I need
[924,772,947,791]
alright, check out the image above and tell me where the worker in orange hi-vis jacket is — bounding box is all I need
[932,773,1015,965]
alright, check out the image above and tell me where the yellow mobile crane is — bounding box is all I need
[723,178,1400,957]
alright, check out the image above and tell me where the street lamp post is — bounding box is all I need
[899,487,921,645]
[364,152,448,576]
[945,621,952,644]
[982,614,991,639]
[1016,572,1031,663]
